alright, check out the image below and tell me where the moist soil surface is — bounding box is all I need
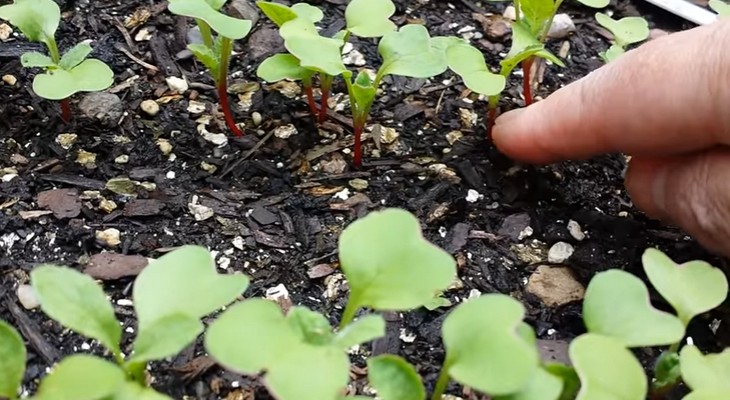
[1,0,728,398]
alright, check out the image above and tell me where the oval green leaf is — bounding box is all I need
[0,0,59,44]
[168,0,252,39]
[20,51,55,68]
[582,269,685,347]
[257,53,311,82]
[642,248,728,326]
[446,43,506,96]
[570,334,647,400]
[30,265,121,356]
[133,245,249,330]
[279,17,347,76]
[576,0,610,8]
[35,355,125,400]
[710,0,730,16]
[442,294,540,396]
[32,59,114,100]
[378,24,451,80]
[291,3,323,24]
[339,208,456,312]
[345,0,396,38]
[367,355,425,400]
[128,314,204,363]
[496,367,563,400]
[595,13,649,47]
[59,42,92,70]
[333,314,386,350]
[680,345,730,391]
[0,320,25,399]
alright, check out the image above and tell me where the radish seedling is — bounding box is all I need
[0,0,114,123]
[168,0,252,136]
[257,0,396,123]
[595,13,649,62]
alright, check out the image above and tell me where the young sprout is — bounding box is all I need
[709,0,730,16]
[0,0,114,123]
[0,321,25,400]
[168,0,252,136]
[594,13,649,62]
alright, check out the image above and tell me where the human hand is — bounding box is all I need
[492,20,730,256]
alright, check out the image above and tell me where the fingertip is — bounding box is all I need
[492,106,558,164]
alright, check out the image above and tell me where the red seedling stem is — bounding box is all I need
[59,98,71,123]
[353,123,363,168]
[304,86,319,118]
[218,38,243,137]
[522,57,534,106]
[318,89,330,123]
[487,107,497,140]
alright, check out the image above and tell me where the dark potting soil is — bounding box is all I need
[0,0,727,398]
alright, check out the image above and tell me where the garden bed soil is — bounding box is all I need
[0,0,728,398]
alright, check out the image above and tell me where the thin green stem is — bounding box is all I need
[196,19,215,49]
[430,362,452,400]
[668,342,680,354]
[539,0,564,43]
[339,300,359,330]
[45,35,61,64]
[514,0,521,22]
[125,361,147,385]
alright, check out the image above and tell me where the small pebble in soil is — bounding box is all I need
[526,265,585,307]
[445,130,463,145]
[166,76,189,93]
[273,124,297,139]
[189,196,214,221]
[548,241,575,263]
[349,178,368,191]
[76,150,97,167]
[166,171,175,179]
[200,161,217,173]
[251,111,262,126]
[55,133,78,150]
[187,100,206,114]
[79,92,123,125]
[547,14,575,39]
[96,228,121,247]
[17,284,40,309]
[140,99,160,116]
[2,74,17,85]
[114,155,129,164]
[0,23,12,40]
[99,199,117,213]
[156,138,173,155]
[465,189,482,203]
[567,220,585,241]
[10,154,28,165]
[333,188,350,200]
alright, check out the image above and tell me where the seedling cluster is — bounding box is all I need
[595,13,650,62]
[2,208,729,400]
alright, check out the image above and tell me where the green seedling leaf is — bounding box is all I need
[333,314,386,349]
[128,314,204,363]
[287,306,334,346]
[507,21,565,68]
[680,345,730,391]
[423,295,452,310]
[496,367,563,400]
[583,269,685,347]
[600,44,625,63]
[642,248,728,326]
[683,390,730,400]
[291,3,323,23]
[168,0,252,39]
[654,351,682,390]
[442,294,539,395]
[339,208,456,312]
[0,320,25,399]
[544,363,581,400]
[205,0,226,10]
[378,24,452,81]
[446,43,506,96]
[279,17,347,76]
[520,0,555,36]
[257,53,311,82]
[0,0,59,44]
[345,0,396,37]
[59,42,92,70]
[570,334,647,400]
[710,0,730,15]
[133,245,249,330]
[367,355,425,400]
[31,265,121,356]
[32,59,114,100]
[257,1,322,26]
[188,43,220,77]
[205,299,350,400]
[595,13,649,47]
[20,51,55,68]
[575,0,610,9]
[349,70,377,115]
[35,355,125,400]
[112,382,174,400]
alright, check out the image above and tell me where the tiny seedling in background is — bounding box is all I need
[168,0,252,136]
[595,13,649,62]
[709,0,730,16]
[0,246,248,398]
[0,0,114,123]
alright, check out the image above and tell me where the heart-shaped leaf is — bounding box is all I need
[583,269,685,347]
[683,390,730,400]
[367,355,425,400]
[0,320,25,399]
[205,299,350,400]
[128,314,204,363]
[133,245,249,330]
[570,334,647,400]
[446,43,506,96]
[642,248,728,326]
[0,0,59,45]
[600,44,625,63]
[544,363,581,400]
[32,59,114,100]
[595,13,649,47]
[59,42,92,70]
[31,265,121,356]
[333,314,385,349]
[442,294,540,395]
[257,1,322,26]
[257,53,312,82]
[495,367,563,400]
[112,382,175,400]
[680,345,730,391]
[20,51,55,68]
[279,17,347,76]
[339,208,456,314]
[168,0,252,39]
[35,355,125,400]
[291,3,323,23]
[576,0,610,7]
[378,24,451,80]
[345,0,396,38]
[710,0,730,16]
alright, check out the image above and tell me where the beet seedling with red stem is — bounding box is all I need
[168,0,252,137]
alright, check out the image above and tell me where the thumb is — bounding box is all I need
[626,149,730,256]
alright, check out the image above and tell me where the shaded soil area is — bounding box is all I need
[0,0,727,398]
